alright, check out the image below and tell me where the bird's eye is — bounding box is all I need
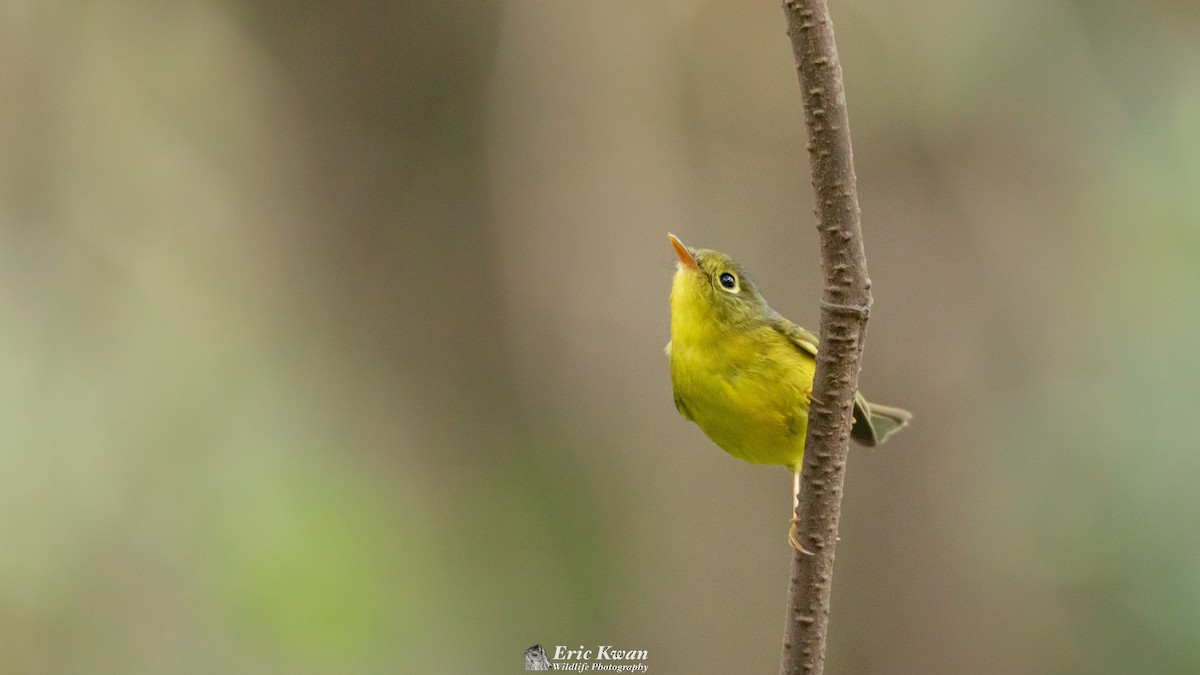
[718,272,738,292]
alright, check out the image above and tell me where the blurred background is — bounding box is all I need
[3,1,1199,673]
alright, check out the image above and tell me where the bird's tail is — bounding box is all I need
[851,396,913,447]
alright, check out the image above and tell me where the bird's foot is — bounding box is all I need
[789,517,814,556]
[802,386,826,406]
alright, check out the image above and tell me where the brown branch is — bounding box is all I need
[779,2,872,675]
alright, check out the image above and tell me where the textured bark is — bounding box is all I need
[778,2,872,674]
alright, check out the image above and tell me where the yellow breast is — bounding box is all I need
[668,275,814,470]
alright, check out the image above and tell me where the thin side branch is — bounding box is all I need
[779,2,872,675]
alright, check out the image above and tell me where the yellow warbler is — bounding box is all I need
[665,234,910,549]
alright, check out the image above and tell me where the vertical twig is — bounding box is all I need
[778,2,872,674]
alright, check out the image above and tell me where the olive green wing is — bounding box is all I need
[768,317,819,359]
[768,317,904,447]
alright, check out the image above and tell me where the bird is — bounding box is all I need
[524,644,552,670]
[665,233,911,552]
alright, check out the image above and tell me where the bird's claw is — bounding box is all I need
[789,517,814,556]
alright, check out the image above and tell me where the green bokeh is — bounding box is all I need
[2,1,1199,673]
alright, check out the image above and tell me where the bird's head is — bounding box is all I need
[668,233,773,333]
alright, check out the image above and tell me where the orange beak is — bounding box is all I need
[668,233,701,272]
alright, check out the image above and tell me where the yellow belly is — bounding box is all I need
[669,326,814,470]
